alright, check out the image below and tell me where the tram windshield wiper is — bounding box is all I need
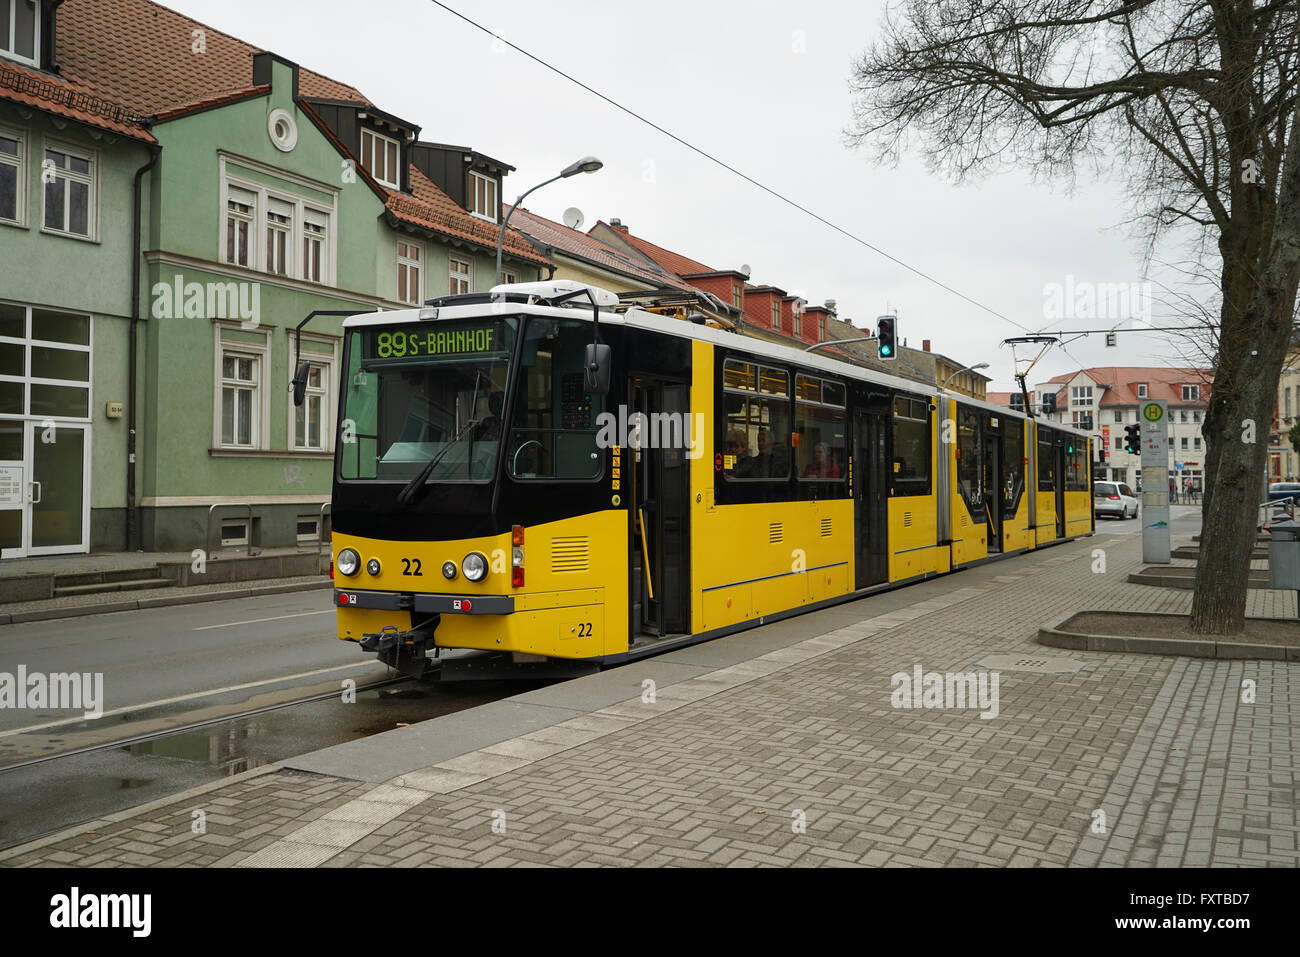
[395,371,484,506]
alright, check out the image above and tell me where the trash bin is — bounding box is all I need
[1268,518,1300,590]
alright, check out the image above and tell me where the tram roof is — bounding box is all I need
[341,292,1088,441]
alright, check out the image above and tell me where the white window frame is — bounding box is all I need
[212,324,270,451]
[397,240,423,305]
[449,256,472,296]
[296,514,321,543]
[502,270,517,285]
[1182,384,1199,401]
[1137,383,1148,398]
[40,138,97,241]
[771,301,779,330]
[2,0,41,67]
[218,159,337,286]
[468,170,497,222]
[265,196,292,277]
[0,123,26,227]
[286,331,338,453]
[1070,385,1093,406]
[225,184,256,268]
[302,207,326,283]
[361,128,401,190]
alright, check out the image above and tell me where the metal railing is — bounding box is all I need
[206,503,260,557]
[1259,495,1296,530]
[298,501,331,553]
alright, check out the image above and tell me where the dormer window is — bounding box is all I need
[2,0,40,67]
[360,128,400,190]
[469,170,497,222]
[1182,384,1199,402]
[1136,383,1148,398]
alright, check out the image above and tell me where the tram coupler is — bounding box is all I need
[361,615,440,680]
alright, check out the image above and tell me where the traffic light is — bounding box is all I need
[876,315,897,360]
[1124,423,1141,454]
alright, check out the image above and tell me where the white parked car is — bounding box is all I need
[1094,481,1139,520]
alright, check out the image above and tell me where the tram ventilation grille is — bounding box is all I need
[820,518,833,537]
[551,536,589,573]
[769,522,784,544]
[903,512,913,528]
[960,514,968,527]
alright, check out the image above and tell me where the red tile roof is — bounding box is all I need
[1044,366,1212,406]
[509,208,697,291]
[0,59,155,142]
[591,221,714,277]
[56,0,368,116]
[388,166,548,267]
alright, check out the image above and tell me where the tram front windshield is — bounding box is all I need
[338,318,517,483]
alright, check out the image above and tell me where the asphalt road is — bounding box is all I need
[1092,503,1203,536]
[0,589,379,734]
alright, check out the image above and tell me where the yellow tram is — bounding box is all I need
[317,281,1093,678]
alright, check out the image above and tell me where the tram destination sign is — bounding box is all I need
[362,320,509,363]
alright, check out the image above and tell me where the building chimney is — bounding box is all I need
[922,339,931,353]
[610,218,626,231]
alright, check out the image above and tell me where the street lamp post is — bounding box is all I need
[495,156,603,284]
[940,362,990,391]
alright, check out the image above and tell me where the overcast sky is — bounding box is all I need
[167,0,1212,390]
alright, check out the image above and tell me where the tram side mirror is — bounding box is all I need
[584,343,611,395]
[292,361,311,407]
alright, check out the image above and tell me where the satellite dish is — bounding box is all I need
[562,207,585,229]
[739,264,751,278]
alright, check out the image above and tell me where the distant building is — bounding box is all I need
[1036,367,1212,491]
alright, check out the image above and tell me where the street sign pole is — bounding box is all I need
[1140,399,1171,563]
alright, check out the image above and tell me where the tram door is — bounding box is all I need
[853,411,889,588]
[630,379,690,637]
[983,423,1001,553]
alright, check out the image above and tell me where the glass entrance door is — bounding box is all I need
[27,421,89,555]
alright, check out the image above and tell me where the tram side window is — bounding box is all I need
[1064,442,1088,490]
[722,359,791,480]
[507,318,605,481]
[1001,419,1025,517]
[340,338,378,478]
[795,375,846,481]
[891,395,930,495]
[956,406,981,513]
[1037,432,1057,490]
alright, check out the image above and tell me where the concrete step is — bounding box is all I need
[1171,545,1269,561]
[53,577,175,597]
[52,567,166,588]
[1128,566,1273,590]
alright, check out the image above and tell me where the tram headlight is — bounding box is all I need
[461,552,488,582]
[336,548,361,576]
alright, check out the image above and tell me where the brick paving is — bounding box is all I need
[3,527,1296,867]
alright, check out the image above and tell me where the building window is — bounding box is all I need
[1180,437,1189,450]
[296,515,321,543]
[42,143,95,239]
[449,257,471,295]
[1,0,39,66]
[225,186,255,266]
[1114,436,1122,450]
[1193,410,1201,423]
[771,301,779,330]
[732,285,742,310]
[1070,386,1093,406]
[1194,437,1201,450]
[1168,436,1173,448]
[265,197,292,276]
[468,170,497,222]
[219,351,259,448]
[818,316,826,341]
[0,126,24,225]
[1112,409,1122,423]
[360,128,400,189]
[293,362,327,450]
[1180,409,1188,423]
[502,270,517,285]
[1287,388,1292,417]
[220,165,334,284]
[1182,384,1199,401]
[1137,383,1147,398]
[1071,410,1093,430]
[397,241,422,304]
[303,208,326,283]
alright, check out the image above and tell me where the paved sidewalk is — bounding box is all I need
[3,531,1296,867]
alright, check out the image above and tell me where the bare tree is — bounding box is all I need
[848,0,1300,634]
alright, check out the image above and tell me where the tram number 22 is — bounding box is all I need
[576,622,593,637]
[401,558,423,576]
